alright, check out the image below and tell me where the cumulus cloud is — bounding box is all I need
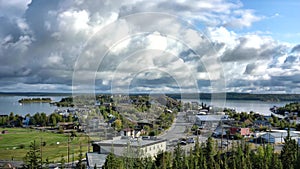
[0,0,298,94]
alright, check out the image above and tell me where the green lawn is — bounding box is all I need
[0,128,89,162]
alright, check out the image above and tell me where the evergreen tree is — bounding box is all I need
[244,143,252,169]
[198,143,207,169]
[222,153,229,169]
[103,152,122,169]
[205,137,216,169]
[173,144,184,169]
[23,140,42,169]
[272,153,283,169]
[76,144,86,169]
[294,147,300,169]
[281,128,297,169]
[155,151,172,169]
[60,154,65,169]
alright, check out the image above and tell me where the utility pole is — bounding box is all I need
[87,134,90,152]
[221,120,223,150]
[67,134,70,163]
[72,143,74,168]
[40,137,43,168]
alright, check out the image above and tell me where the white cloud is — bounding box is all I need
[223,9,262,28]
[0,0,298,94]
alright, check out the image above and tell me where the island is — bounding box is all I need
[18,97,52,103]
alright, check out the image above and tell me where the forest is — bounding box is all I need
[103,132,300,169]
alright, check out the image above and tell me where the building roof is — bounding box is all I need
[94,137,166,148]
[86,153,107,168]
[196,115,228,121]
[260,132,299,139]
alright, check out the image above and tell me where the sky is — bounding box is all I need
[0,0,299,94]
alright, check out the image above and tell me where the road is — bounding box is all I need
[158,111,208,151]
[159,111,191,141]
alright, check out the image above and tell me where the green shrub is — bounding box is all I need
[19,144,25,149]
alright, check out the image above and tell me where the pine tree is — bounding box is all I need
[294,147,300,169]
[173,144,184,169]
[205,137,216,169]
[23,140,42,169]
[103,152,122,169]
[281,128,297,169]
[244,143,252,169]
[60,154,65,169]
[272,153,283,169]
[222,153,229,169]
[155,151,172,169]
[76,144,86,169]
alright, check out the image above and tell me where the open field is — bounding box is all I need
[0,128,89,162]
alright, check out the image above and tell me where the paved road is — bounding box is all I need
[159,112,191,141]
[158,112,209,151]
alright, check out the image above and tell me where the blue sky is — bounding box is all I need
[240,0,300,43]
[0,0,299,94]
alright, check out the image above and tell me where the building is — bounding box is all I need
[257,132,300,144]
[195,115,229,129]
[253,120,271,127]
[122,128,135,137]
[86,153,107,169]
[92,136,167,158]
[230,127,251,136]
[57,122,77,130]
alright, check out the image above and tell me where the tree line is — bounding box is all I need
[103,132,300,169]
[0,112,76,127]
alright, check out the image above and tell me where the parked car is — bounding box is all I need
[180,140,187,145]
[179,138,187,145]
[187,137,195,144]
[222,141,229,146]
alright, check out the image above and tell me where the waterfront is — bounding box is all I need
[0,95,296,116]
[182,99,292,115]
[0,96,67,115]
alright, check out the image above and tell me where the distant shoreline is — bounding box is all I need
[0,92,300,102]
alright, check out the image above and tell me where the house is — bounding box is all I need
[253,120,270,127]
[242,119,253,127]
[230,127,251,136]
[122,128,135,137]
[137,120,153,129]
[57,122,77,130]
[92,136,167,158]
[240,128,251,136]
[213,124,231,137]
[22,116,30,126]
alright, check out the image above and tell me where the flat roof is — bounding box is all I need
[196,115,227,121]
[261,132,299,138]
[94,138,167,148]
[86,153,107,168]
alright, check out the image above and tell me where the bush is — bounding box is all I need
[149,130,157,136]
[58,126,64,134]
[42,141,46,147]
[71,131,77,137]
[234,133,243,140]
[19,144,25,149]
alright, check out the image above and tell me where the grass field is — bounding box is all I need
[0,128,89,162]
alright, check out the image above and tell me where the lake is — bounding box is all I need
[181,99,292,115]
[0,95,294,116]
[0,96,67,116]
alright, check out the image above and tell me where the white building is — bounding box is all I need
[195,115,229,129]
[258,132,300,144]
[92,136,167,158]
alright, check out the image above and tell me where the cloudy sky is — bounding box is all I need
[0,0,299,94]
